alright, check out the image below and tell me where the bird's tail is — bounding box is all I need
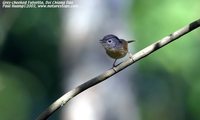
[127,40,135,43]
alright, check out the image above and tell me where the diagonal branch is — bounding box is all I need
[36,19,200,120]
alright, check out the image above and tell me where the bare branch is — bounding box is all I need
[36,19,200,120]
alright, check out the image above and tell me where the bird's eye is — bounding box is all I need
[108,40,112,43]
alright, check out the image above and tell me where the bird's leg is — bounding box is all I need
[113,59,124,68]
[113,59,117,67]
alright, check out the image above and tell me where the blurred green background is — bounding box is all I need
[0,0,200,120]
[0,9,62,119]
[131,0,200,120]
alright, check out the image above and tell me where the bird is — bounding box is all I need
[100,34,134,67]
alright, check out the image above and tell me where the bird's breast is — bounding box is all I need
[106,48,128,59]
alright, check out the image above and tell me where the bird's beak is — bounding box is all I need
[99,39,104,43]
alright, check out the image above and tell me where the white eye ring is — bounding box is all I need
[108,40,112,43]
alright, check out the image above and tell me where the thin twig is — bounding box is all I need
[36,19,200,120]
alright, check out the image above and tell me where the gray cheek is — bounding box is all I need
[112,43,117,47]
[103,43,111,49]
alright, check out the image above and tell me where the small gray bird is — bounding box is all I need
[100,34,134,67]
